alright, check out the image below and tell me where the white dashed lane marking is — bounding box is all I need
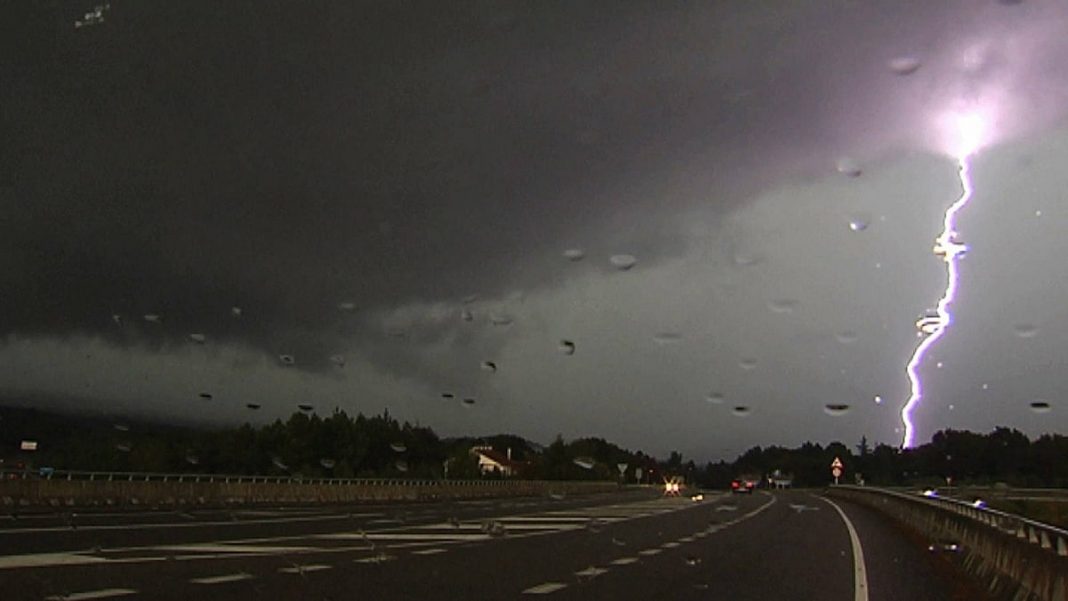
[523,582,568,594]
[575,567,609,577]
[610,557,639,565]
[45,590,138,601]
[412,548,448,555]
[638,548,662,556]
[189,573,254,584]
[279,564,332,574]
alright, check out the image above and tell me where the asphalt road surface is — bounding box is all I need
[0,489,980,600]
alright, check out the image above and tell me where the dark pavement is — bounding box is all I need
[0,489,976,600]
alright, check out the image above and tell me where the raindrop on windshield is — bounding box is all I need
[1029,401,1052,413]
[563,249,585,261]
[768,299,798,314]
[185,453,199,465]
[188,333,206,344]
[848,215,870,232]
[231,306,242,317]
[271,457,288,471]
[113,423,129,432]
[143,314,161,323]
[824,404,851,416]
[706,392,725,404]
[320,458,336,469]
[441,392,455,400]
[888,56,921,75]
[460,309,474,322]
[559,340,576,355]
[480,360,498,373]
[874,396,883,405]
[330,354,345,367]
[609,254,638,270]
[246,403,261,410]
[115,443,131,453]
[835,331,858,344]
[489,314,514,326]
[739,358,758,370]
[390,442,407,453]
[835,157,862,177]
[732,251,762,267]
[732,406,752,417]
[112,314,123,326]
[198,392,213,400]
[1014,324,1038,338]
[279,354,295,366]
[337,302,356,312]
[653,332,682,345]
[395,460,409,472]
[573,457,596,470]
[461,398,476,407]
[297,404,313,412]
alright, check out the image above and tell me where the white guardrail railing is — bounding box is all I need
[0,467,556,487]
[836,485,1068,558]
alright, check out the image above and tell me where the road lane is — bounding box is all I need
[0,490,978,600]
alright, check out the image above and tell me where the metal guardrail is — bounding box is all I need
[836,485,1068,558]
[0,468,566,487]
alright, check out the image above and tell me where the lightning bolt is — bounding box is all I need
[900,155,974,448]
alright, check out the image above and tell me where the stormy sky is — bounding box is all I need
[3,0,1068,460]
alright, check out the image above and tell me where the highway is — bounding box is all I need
[0,489,981,600]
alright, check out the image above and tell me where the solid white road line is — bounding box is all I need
[412,548,448,555]
[45,589,138,601]
[819,496,870,601]
[522,582,568,594]
[189,573,254,584]
[0,553,108,569]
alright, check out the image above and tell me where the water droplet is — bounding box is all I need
[112,314,123,326]
[1014,324,1038,338]
[461,398,476,407]
[113,423,129,432]
[731,251,763,267]
[732,406,752,417]
[848,215,870,232]
[320,458,336,469]
[441,392,455,400]
[948,404,955,411]
[563,249,585,261]
[480,360,498,373]
[198,392,213,400]
[1030,401,1052,413]
[115,443,131,453]
[297,404,313,412]
[390,442,407,453]
[836,157,862,177]
[460,309,474,322]
[768,299,798,314]
[1035,210,1043,217]
[143,314,161,323]
[573,457,596,470]
[706,392,725,404]
[395,460,409,472]
[653,332,682,345]
[936,361,944,368]
[188,333,206,344]
[835,331,858,344]
[185,453,199,465]
[874,395,883,404]
[609,254,638,270]
[231,306,242,318]
[739,358,758,370]
[330,354,345,367]
[489,313,514,326]
[824,403,851,416]
[279,354,295,366]
[462,294,479,304]
[685,556,702,566]
[337,302,356,312]
[888,56,921,75]
[272,457,288,471]
[246,403,261,410]
[981,383,989,390]
[559,340,576,355]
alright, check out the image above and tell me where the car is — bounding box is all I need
[730,478,756,494]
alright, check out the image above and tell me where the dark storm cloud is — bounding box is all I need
[4,1,1068,458]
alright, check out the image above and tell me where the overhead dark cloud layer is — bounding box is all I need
[3,1,1068,459]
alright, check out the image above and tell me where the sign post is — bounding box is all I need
[831,457,844,485]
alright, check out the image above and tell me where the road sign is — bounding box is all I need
[635,467,643,481]
[19,440,38,451]
[831,457,844,484]
[832,467,842,478]
[617,463,628,475]
[831,457,843,469]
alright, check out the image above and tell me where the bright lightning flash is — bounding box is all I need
[900,110,985,448]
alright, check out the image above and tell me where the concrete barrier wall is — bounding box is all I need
[828,486,1068,601]
[0,479,627,511]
